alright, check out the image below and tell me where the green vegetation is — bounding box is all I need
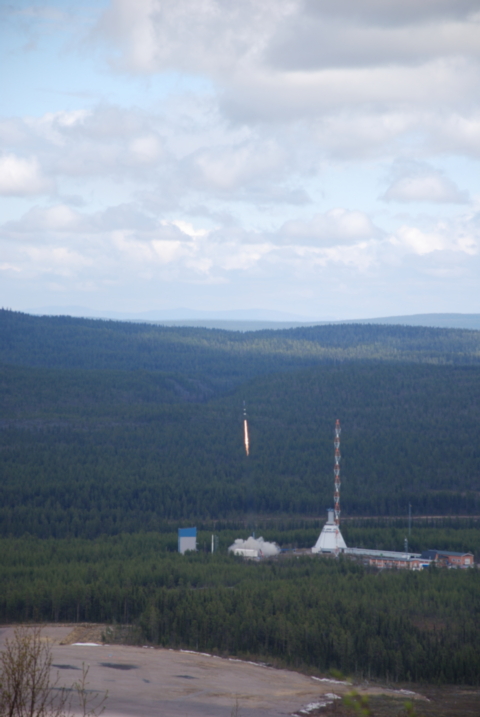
[2,310,480,686]
[1,529,479,685]
[3,309,480,382]
[1,360,480,536]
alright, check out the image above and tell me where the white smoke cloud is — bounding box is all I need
[228,536,280,558]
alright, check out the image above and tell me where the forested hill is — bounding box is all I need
[2,309,480,535]
[2,361,480,536]
[3,312,480,688]
[2,310,480,386]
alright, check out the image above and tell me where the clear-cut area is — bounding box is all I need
[0,626,426,717]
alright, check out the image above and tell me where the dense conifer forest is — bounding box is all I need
[1,309,480,684]
[1,525,479,684]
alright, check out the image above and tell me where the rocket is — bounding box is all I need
[243,400,250,456]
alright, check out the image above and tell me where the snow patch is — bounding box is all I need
[228,658,269,668]
[294,695,340,714]
[180,650,213,657]
[311,676,350,685]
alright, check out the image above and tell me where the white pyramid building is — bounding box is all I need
[312,509,347,554]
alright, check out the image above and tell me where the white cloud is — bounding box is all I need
[392,217,478,255]
[185,140,288,192]
[128,135,163,164]
[267,11,480,71]
[300,0,480,26]
[3,0,480,316]
[0,201,392,286]
[95,0,480,126]
[277,209,381,246]
[169,220,209,238]
[96,0,287,75]
[2,196,480,315]
[383,169,469,203]
[0,154,52,196]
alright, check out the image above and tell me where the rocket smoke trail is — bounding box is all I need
[243,401,250,456]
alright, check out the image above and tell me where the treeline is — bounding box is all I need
[2,361,480,536]
[2,310,480,383]
[1,532,479,685]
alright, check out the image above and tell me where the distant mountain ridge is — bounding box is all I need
[2,309,480,384]
[26,305,319,323]
[25,306,480,331]
[349,313,480,331]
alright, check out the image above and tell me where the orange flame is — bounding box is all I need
[244,419,250,456]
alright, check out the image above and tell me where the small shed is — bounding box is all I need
[178,527,197,554]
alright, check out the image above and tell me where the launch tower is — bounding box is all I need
[312,419,347,554]
[334,419,341,525]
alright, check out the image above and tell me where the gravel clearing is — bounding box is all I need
[0,626,427,717]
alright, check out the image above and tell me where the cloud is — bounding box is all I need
[2,197,480,318]
[185,140,287,192]
[382,167,469,203]
[2,105,309,206]
[391,216,478,255]
[0,154,52,196]
[2,203,176,237]
[95,0,480,127]
[276,209,381,246]
[267,7,480,71]
[2,0,480,317]
[97,0,480,77]
[301,0,480,26]
[96,0,285,75]
[0,202,388,286]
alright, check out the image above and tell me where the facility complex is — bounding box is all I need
[341,546,473,570]
[185,415,475,569]
[309,420,475,570]
[310,508,474,570]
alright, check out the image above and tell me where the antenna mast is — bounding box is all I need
[334,419,341,525]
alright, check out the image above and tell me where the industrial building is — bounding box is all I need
[342,548,474,570]
[344,548,429,570]
[310,420,475,570]
[420,549,474,568]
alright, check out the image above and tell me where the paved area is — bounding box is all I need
[0,626,424,717]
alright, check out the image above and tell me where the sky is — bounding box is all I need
[1,0,480,320]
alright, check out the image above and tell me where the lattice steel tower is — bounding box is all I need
[334,419,341,525]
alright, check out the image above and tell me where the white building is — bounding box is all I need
[178,527,197,554]
[231,547,260,558]
[312,509,347,554]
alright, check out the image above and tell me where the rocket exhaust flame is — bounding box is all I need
[243,400,250,456]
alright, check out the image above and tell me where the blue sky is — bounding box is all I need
[1,0,480,320]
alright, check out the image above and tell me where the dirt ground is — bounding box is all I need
[0,625,477,717]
